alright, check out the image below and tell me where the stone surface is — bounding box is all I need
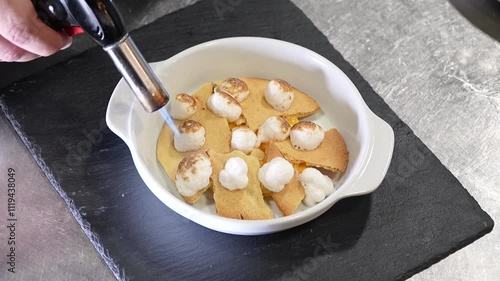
[0,116,115,281]
[0,0,498,280]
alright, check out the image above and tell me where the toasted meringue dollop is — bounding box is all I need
[290,121,325,151]
[298,168,335,206]
[218,78,250,103]
[174,120,206,152]
[207,90,242,122]
[170,93,198,120]
[175,153,212,197]
[219,157,249,191]
[264,79,294,111]
[257,116,291,143]
[258,157,294,193]
[231,127,259,154]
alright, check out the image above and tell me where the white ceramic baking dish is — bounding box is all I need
[106,37,394,235]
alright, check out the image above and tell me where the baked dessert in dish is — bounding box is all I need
[157,77,349,219]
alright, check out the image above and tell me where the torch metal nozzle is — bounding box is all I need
[104,35,169,112]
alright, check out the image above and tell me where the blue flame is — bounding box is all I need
[159,106,179,135]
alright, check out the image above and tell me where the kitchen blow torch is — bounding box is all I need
[31,0,170,113]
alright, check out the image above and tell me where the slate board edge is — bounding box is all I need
[400,223,493,280]
[0,78,495,281]
[0,1,495,280]
[0,102,124,281]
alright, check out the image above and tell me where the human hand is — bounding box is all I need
[0,0,72,62]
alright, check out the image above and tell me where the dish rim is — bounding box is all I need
[106,37,394,235]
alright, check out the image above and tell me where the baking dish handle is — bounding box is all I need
[106,78,134,144]
[342,113,394,197]
[106,62,163,145]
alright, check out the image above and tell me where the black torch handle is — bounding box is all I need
[32,0,127,47]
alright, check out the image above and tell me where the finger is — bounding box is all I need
[0,35,39,62]
[0,0,72,57]
[60,32,73,50]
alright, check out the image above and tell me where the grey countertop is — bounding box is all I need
[0,0,498,280]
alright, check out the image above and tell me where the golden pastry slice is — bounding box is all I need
[249,148,266,162]
[157,82,231,203]
[274,129,349,172]
[215,78,320,131]
[264,142,305,216]
[207,150,273,220]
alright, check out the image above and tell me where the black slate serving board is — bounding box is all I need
[0,0,494,280]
